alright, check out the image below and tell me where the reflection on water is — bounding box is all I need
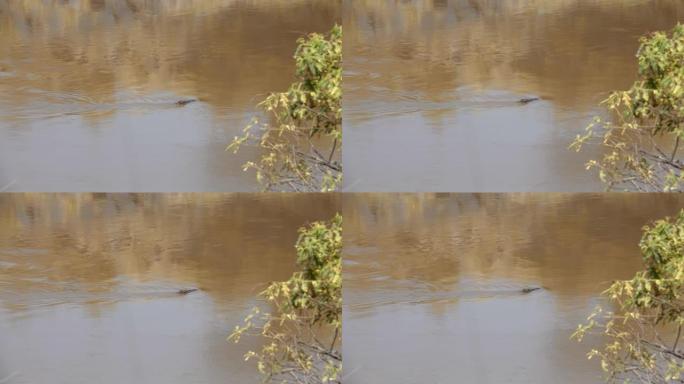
[343,193,684,383]
[343,0,684,191]
[0,0,339,191]
[0,193,338,384]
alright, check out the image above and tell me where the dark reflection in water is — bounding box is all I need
[0,0,339,192]
[343,193,684,383]
[343,0,684,192]
[0,193,339,384]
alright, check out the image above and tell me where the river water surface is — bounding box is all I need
[343,0,684,191]
[0,193,338,383]
[0,0,339,191]
[343,193,684,383]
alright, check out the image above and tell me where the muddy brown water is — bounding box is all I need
[343,193,684,383]
[0,193,339,383]
[0,0,339,192]
[343,0,684,192]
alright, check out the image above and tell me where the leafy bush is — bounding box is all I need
[229,26,342,192]
[573,211,684,383]
[571,24,684,191]
[229,214,342,383]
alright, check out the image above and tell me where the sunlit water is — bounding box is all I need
[343,193,684,383]
[343,0,684,191]
[0,193,339,383]
[0,0,339,191]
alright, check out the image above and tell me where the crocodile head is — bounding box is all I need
[521,287,542,293]
[177,288,199,295]
[176,99,198,106]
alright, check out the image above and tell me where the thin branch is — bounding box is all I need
[671,136,681,163]
[328,138,338,164]
[673,324,682,352]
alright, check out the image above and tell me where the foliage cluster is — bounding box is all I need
[573,211,684,383]
[571,24,684,191]
[229,26,342,192]
[229,215,342,383]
